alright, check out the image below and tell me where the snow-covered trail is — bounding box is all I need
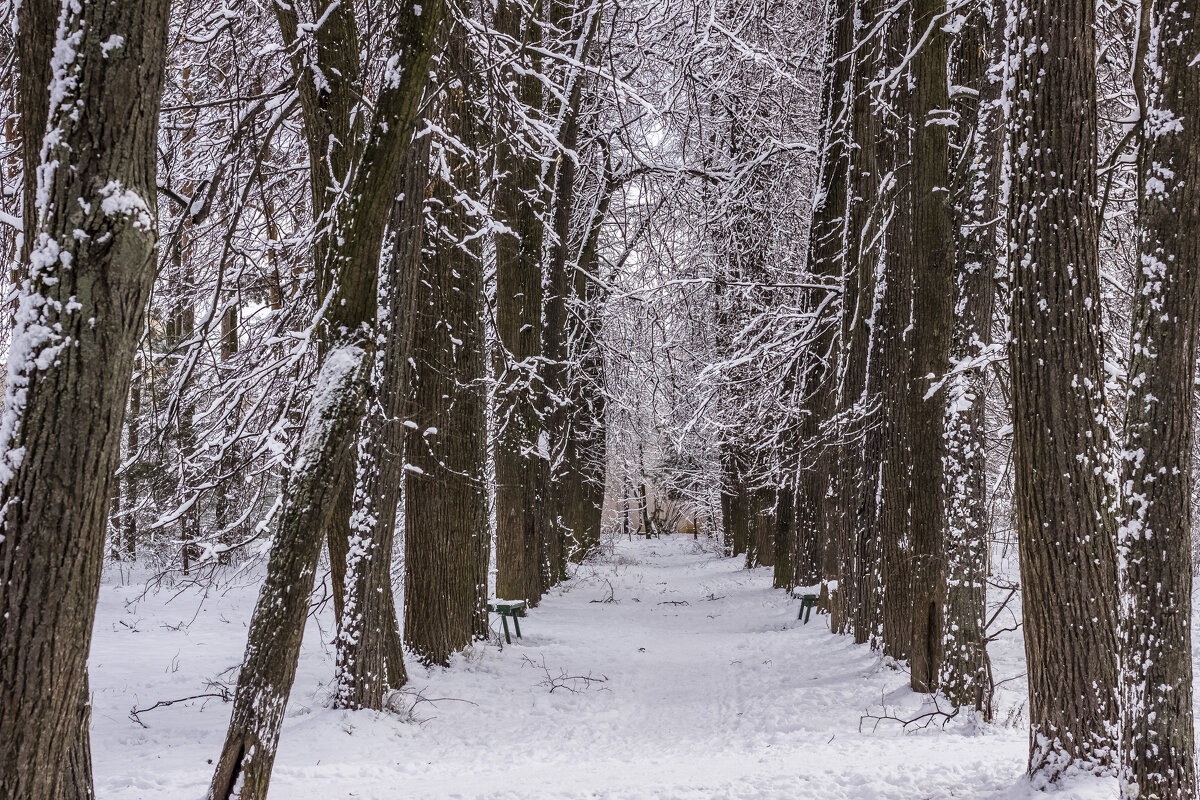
[90,535,1094,799]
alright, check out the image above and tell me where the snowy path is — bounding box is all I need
[90,536,1096,799]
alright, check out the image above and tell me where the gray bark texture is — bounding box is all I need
[940,0,1003,718]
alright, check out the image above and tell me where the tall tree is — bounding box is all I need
[493,0,550,605]
[873,2,916,661]
[1117,0,1200,794]
[0,3,172,799]
[404,24,491,663]
[333,132,430,709]
[904,0,956,693]
[797,0,853,607]
[1007,0,1120,780]
[940,0,1003,716]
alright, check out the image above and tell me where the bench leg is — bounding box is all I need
[512,615,521,639]
[501,615,511,645]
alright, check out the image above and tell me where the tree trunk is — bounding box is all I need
[404,34,490,663]
[846,0,886,647]
[748,488,775,568]
[830,5,877,635]
[797,0,852,601]
[940,0,1003,717]
[124,376,142,559]
[1117,0,1200,794]
[905,0,957,694]
[493,0,549,606]
[334,128,432,708]
[1007,0,1120,780]
[0,5,171,799]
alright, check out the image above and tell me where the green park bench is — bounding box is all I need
[487,599,527,644]
[792,587,821,624]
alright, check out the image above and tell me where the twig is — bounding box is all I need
[859,691,960,733]
[129,689,232,727]
[521,654,609,694]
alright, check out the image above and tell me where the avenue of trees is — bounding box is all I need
[0,0,1198,798]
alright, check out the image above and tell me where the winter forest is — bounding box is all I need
[0,0,1198,797]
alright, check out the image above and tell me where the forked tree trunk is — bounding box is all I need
[1118,0,1200,794]
[940,0,1003,717]
[209,4,443,797]
[0,4,171,799]
[1007,0,1120,780]
[334,130,432,708]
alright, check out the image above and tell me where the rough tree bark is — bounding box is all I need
[0,4,171,799]
[902,0,957,694]
[494,0,550,605]
[404,28,490,663]
[940,0,1003,717]
[1117,0,1200,794]
[797,0,853,604]
[1007,0,1121,780]
[333,131,431,708]
[846,0,885,646]
[830,0,879,635]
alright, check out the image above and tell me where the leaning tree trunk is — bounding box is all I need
[940,0,1003,717]
[1117,0,1200,795]
[1007,0,1120,781]
[0,4,171,799]
[209,4,443,798]
[404,35,490,663]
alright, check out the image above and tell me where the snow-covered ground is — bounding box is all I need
[91,535,1113,799]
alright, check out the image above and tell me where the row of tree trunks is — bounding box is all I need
[0,5,172,800]
[794,0,987,703]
